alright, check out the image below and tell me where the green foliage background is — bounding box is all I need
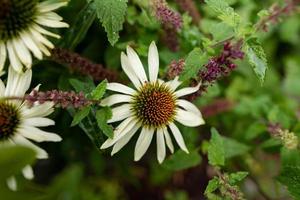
[1,0,300,199]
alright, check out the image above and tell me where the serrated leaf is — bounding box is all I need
[71,106,91,127]
[205,0,240,27]
[208,128,225,167]
[60,1,96,50]
[69,78,95,94]
[245,38,268,84]
[179,48,208,82]
[93,0,128,46]
[228,171,248,185]
[277,166,300,199]
[205,177,220,195]
[96,107,114,138]
[0,146,36,180]
[91,80,107,100]
[162,150,202,171]
[222,137,250,158]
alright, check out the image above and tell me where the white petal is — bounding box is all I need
[19,126,62,142]
[0,43,7,72]
[30,35,51,56]
[32,24,60,39]
[175,109,205,127]
[111,123,140,155]
[148,41,159,82]
[156,128,166,163]
[24,117,55,127]
[126,46,148,83]
[21,102,54,118]
[108,104,132,123]
[121,52,141,89]
[35,18,69,28]
[29,28,54,49]
[7,41,23,72]
[169,123,189,153]
[5,68,32,97]
[7,177,17,191]
[134,127,155,161]
[0,79,5,96]
[163,126,174,153]
[38,1,68,12]
[13,135,48,159]
[107,82,136,95]
[165,76,181,91]
[100,117,137,149]
[12,38,32,69]
[22,165,34,180]
[177,99,202,117]
[101,94,132,106]
[21,32,43,60]
[174,82,201,97]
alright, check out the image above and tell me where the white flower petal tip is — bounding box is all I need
[169,123,189,153]
[134,127,154,161]
[174,82,201,97]
[7,177,17,191]
[148,41,159,82]
[175,109,205,127]
[22,166,34,180]
[156,129,166,164]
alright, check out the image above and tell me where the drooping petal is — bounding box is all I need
[0,42,7,72]
[13,135,48,159]
[174,82,201,98]
[121,52,141,89]
[106,82,136,95]
[165,76,181,91]
[108,104,132,123]
[7,177,17,191]
[12,38,32,69]
[23,117,55,127]
[7,41,23,72]
[177,99,202,117]
[126,46,148,83]
[0,79,5,96]
[100,117,137,149]
[5,68,32,97]
[163,126,174,153]
[134,127,155,161]
[22,165,34,180]
[111,123,141,155]
[20,31,43,60]
[38,1,68,13]
[169,123,189,153]
[175,109,205,127]
[19,126,62,142]
[21,102,54,118]
[101,94,132,106]
[148,41,159,82]
[156,128,166,163]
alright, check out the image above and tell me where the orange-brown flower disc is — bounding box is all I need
[132,82,176,128]
[0,101,20,140]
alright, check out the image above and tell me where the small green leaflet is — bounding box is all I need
[96,107,114,138]
[69,78,95,94]
[93,0,128,46]
[244,38,268,84]
[205,0,240,28]
[207,128,225,167]
[228,171,248,185]
[71,106,91,127]
[91,80,107,100]
[205,177,220,195]
[179,48,208,82]
[162,150,202,171]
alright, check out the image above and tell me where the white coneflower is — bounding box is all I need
[0,67,62,190]
[100,42,205,163]
[0,0,69,73]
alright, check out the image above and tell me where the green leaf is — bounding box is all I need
[60,1,96,50]
[0,146,36,180]
[208,128,225,167]
[71,106,91,127]
[205,0,240,27]
[179,48,208,82]
[228,171,248,185]
[69,78,95,94]
[222,137,250,158]
[96,107,114,138]
[91,80,107,100]
[244,38,268,84]
[162,150,202,171]
[205,177,220,195]
[277,166,300,199]
[93,0,128,46]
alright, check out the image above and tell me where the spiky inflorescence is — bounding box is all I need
[131,82,176,128]
[256,0,300,32]
[167,59,185,79]
[24,90,94,109]
[175,0,201,24]
[51,48,118,82]
[188,42,244,101]
[0,101,20,140]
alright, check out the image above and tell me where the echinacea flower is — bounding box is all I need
[0,67,61,190]
[0,0,69,73]
[100,42,205,163]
